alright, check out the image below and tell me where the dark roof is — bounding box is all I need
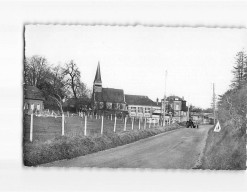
[166,95,184,101]
[95,88,125,103]
[125,94,160,107]
[94,62,102,84]
[24,85,44,101]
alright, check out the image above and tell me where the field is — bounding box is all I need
[23,114,180,166]
[23,114,161,143]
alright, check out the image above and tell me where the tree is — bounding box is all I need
[63,60,81,99]
[38,65,67,114]
[24,55,51,86]
[231,51,247,89]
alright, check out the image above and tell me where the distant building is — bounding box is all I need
[23,85,45,113]
[125,95,161,118]
[162,95,188,122]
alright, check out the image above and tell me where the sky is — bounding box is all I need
[25,25,247,109]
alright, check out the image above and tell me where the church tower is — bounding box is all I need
[93,62,102,93]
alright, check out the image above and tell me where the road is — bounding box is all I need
[42,125,212,169]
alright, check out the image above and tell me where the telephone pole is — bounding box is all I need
[212,83,216,125]
[163,70,167,126]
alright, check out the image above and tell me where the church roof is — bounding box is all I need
[24,85,45,101]
[125,94,160,107]
[94,62,102,84]
[95,88,125,103]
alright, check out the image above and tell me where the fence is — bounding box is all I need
[23,111,172,143]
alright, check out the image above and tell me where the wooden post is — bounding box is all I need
[144,118,146,129]
[111,114,112,121]
[132,117,134,130]
[84,116,87,136]
[101,115,104,134]
[139,118,141,130]
[30,113,33,142]
[96,114,97,119]
[62,114,64,136]
[149,119,151,128]
[124,117,127,131]
[114,115,116,133]
[84,115,87,136]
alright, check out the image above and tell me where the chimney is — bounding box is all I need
[156,98,159,105]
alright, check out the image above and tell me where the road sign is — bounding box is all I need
[214,121,221,132]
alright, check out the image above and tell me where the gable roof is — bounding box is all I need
[24,85,45,101]
[125,94,160,107]
[95,88,125,103]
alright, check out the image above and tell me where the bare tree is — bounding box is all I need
[24,55,50,86]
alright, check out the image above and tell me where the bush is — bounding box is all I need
[23,124,180,166]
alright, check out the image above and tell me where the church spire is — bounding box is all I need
[94,61,102,84]
[93,61,102,92]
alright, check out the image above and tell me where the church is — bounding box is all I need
[91,62,161,118]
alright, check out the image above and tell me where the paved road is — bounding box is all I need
[42,125,212,169]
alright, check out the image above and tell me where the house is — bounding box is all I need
[23,85,45,113]
[162,95,188,122]
[125,95,161,118]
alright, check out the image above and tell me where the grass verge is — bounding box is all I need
[23,124,180,166]
[198,122,246,170]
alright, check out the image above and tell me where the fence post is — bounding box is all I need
[149,119,151,128]
[84,115,87,136]
[144,118,146,129]
[84,116,87,135]
[124,117,127,131]
[139,118,141,130]
[62,113,64,136]
[114,115,116,132]
[132,117,134,130]
[96,114,97,119]
[30,113,33,142]
[111,114,112,121]
[101,115,104,134]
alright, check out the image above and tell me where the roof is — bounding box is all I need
[166,95,184,101]
[94,62,102,84]
[24,85,44,101]
[125,94,160,107]
[95,88,125,103]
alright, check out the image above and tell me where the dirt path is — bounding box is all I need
[42,125,212,169]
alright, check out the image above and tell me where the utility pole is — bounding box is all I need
[163,70,168,126]
[213,83,216,125]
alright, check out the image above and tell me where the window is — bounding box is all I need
[30,104,34,110]
[99,102,104,109]
[138,107,143,113]
[130,107,136,113]
[37,104,40,110]
[106,102,112,109]
[145,107,150,113]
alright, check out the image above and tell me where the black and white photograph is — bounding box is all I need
[23,25,246,170]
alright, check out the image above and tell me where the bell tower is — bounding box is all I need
[93,61,102,93]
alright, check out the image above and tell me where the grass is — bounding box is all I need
[23,123,180,166]
[198,121,246,170]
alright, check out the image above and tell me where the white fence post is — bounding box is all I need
[124,117,127,131]
[132,117,134,130]
[62,113,64,136]
[139,118,141,130]
[101,115,104,134]
[149,119,151,128]
[30,113,33,142]
[84,115,87,136]
[144,118,146,129]
[114,115,116,133]
[84,116,87,136]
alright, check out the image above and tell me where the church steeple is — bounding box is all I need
[93,62,102,92]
